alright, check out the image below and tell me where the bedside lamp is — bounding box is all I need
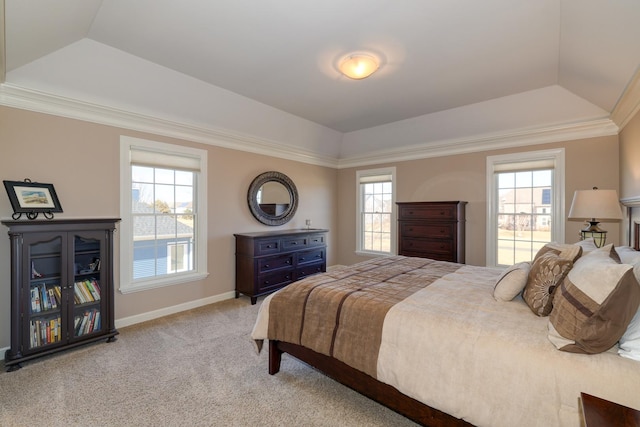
[568,187,623,247]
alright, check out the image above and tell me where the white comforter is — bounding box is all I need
[252,263,640,427]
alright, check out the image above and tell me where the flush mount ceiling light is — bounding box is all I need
[339,54,379,80]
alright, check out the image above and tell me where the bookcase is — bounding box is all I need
[2,218,120,371]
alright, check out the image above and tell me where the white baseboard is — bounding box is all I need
[114,291,237,329]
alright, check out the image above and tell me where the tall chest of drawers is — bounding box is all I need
[397,201,466,263]
[234,229,328,304]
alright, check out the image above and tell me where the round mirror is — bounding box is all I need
[247,171,298,226]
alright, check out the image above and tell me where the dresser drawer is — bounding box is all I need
[398,204,457,220]
[296,248,325,265]
[258,254,294,273]
[258,270,294,293]
[296,262,326,280]
[400,223,454,239]
[400,238,453,255]
[255,238,281,255]
[307,233,326,247]
[282,236,308,250]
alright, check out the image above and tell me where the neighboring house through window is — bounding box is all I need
[486,149,565,267]
[356,167,396,256]
[120,136,208,293]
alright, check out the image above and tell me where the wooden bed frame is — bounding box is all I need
[268,221,640,427]
[269,340,472,426]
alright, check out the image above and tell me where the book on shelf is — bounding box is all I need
[30,316,61,348]
[74,309,101,336]
[73,279,101,304]
[48,287,58,309]
[31,284,62,313]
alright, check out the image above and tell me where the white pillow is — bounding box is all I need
[573,238,598,254]
[619,306,640,361]
[493,262,531,302]
[615,245,640,265]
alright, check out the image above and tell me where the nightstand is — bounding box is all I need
[581,393,640,427]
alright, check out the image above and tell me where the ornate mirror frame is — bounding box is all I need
[247,171,299,226]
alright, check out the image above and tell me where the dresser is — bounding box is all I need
[234,229,328,304]
[397,201,466,263]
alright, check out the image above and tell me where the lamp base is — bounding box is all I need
[581,220,607,248]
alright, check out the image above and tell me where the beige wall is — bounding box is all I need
[0,106,338,348]
[620,109,640,199]
[337,136,620,267]
[0,103,630,350]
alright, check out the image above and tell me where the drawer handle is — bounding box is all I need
[264,280,270,285]
[292,241,298,245]
[316,254,321,258]
[264,264,270,269]
[286,260,291,264]
[266,245,273,248]
[285,275,291,280]
[299,257,305,261]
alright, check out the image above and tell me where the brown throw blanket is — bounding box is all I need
[267,256,463,377]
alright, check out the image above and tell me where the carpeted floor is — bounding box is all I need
[0,297,418,426]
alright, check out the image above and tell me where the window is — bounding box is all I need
[356,167,396,255]
[486,149,565,267]
[120,136,208,293]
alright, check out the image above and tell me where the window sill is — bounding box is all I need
[355,250,395,258]
[119,271,209,294]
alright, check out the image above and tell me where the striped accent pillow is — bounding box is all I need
[548,245,640,354]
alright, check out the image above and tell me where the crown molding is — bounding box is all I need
[336,118,619,169]
[0,83,340,168]
[621,196,640,207]
[0,83,622,171]
[611,67,640,130]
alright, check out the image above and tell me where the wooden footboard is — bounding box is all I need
[268,340,473,427]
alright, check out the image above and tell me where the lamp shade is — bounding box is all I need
[339,54,379,79]
[568,188,622,221]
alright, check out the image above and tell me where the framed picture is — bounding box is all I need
[3,180,63,218]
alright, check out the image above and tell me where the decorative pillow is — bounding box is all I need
[523,252,573,316]
[534,242,582,263]
[493,262,531,302]
[584,243,621,263]
[548,245,640,354]
[619,306,640,361]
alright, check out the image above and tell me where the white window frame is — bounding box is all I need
[355,167,397,256]
[167,241,191,274]
[486,148,565,267]
[119,136,208,293]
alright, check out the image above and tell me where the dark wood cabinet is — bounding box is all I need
[234,229,328,304]
[397,201,466,263]
[2,219,119,371]
[581,393,640,427]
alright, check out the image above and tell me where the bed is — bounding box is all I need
[251,232,640,426]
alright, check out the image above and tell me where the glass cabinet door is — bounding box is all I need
[25,233,65,351]
[71,232,106,339]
